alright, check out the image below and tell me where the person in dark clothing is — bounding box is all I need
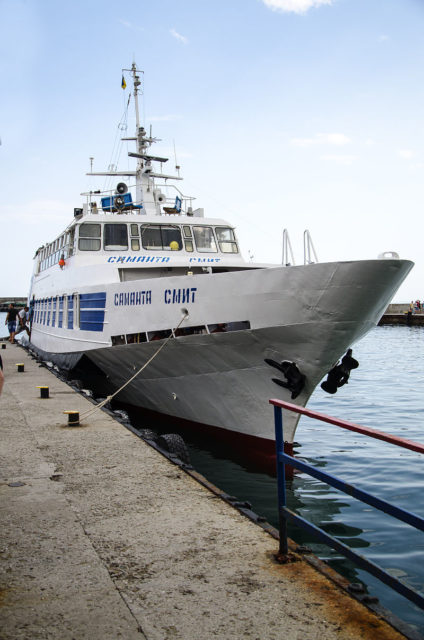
[5,304,19,344]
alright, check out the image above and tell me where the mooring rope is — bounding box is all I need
[78,309,189,424]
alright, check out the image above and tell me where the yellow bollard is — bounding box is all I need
[63,410,80,426]
[36,386,49,399]
[16,363,24,373]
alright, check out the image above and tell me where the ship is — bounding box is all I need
[26,62,413,465]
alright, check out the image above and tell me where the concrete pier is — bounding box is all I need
[0,344,410,639]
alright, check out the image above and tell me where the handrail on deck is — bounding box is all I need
[269,398,424,611]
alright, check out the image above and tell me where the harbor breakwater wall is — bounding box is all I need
[379,304,424,326]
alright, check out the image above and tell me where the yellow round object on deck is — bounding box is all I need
[169,241,179,251]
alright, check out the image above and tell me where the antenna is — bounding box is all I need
[173,139,180,175]
[89,157,94,172]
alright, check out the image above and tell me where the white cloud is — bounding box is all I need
[320,154,356,165]
[291,133,351,147]
[262,0,333,14]
[119,19,144,33]
[399,149,414,160]
[170,28,188,45]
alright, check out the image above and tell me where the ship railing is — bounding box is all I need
[270,398,424,611]
[154,183,196,215]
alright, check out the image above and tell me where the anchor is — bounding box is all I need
[265,359,306,399]
[321,348,359,394]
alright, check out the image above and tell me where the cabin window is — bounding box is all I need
[62,295,68,329]
[104,224,128,251]
[193,226,217,253]
[141,224,182,251]
[215,227,238,253]
[147,329,173,341]
[52,296,58,326]
[73,293,80,329]
[130,224,140,251]
[174,325,207,337]
[183,226,192,238]
[79,223,101,251]
[67,228,75,257]
[67,295,74,329]
[126,332,147,344]
[184,239,194,252]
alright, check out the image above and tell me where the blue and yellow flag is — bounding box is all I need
[121,75,126,90]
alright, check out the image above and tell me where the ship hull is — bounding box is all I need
[28,257,413,452]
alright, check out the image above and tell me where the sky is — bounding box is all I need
[1,0,424,301]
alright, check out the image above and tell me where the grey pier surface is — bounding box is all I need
[0,345,408,640]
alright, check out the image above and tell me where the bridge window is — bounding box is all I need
[130,224,140,251]
[104,224,128,251]
[193,226,217,253]
[79,223,101,251]
[141,224,182,251]
[215,227,238,253]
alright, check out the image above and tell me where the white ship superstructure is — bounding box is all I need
[27,63,413,462]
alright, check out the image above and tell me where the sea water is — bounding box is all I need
[2,313,422,634]
[181,326,424,635]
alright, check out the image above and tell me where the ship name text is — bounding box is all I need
[114,291,152,306]
[164,288,197,304]
[113,288,197,307]
[107,256,170,263]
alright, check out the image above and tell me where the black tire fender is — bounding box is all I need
[157,433,191,465]
[139,428,158,441]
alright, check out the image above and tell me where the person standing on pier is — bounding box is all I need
[5,303,19,344]
[15,306,30,338]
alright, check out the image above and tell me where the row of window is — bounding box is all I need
[78,223,238,254]
[33,295,79,329]
[32,293,106,333]
[37,231,74,272]
[32,294,251,341]
[111,321,251,345]
[37,224,239,274]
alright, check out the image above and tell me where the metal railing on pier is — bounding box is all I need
[270,398,424,611]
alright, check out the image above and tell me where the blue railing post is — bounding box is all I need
[274,405,288,555]
[269,398,424,611]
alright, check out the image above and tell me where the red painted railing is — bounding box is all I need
[269,399,424,454]
[270,398,424,612]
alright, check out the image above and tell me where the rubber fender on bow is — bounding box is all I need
[157,433,191,465]
[138,428,159,441]
[321,348,359,394]
[265,359,306,399]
